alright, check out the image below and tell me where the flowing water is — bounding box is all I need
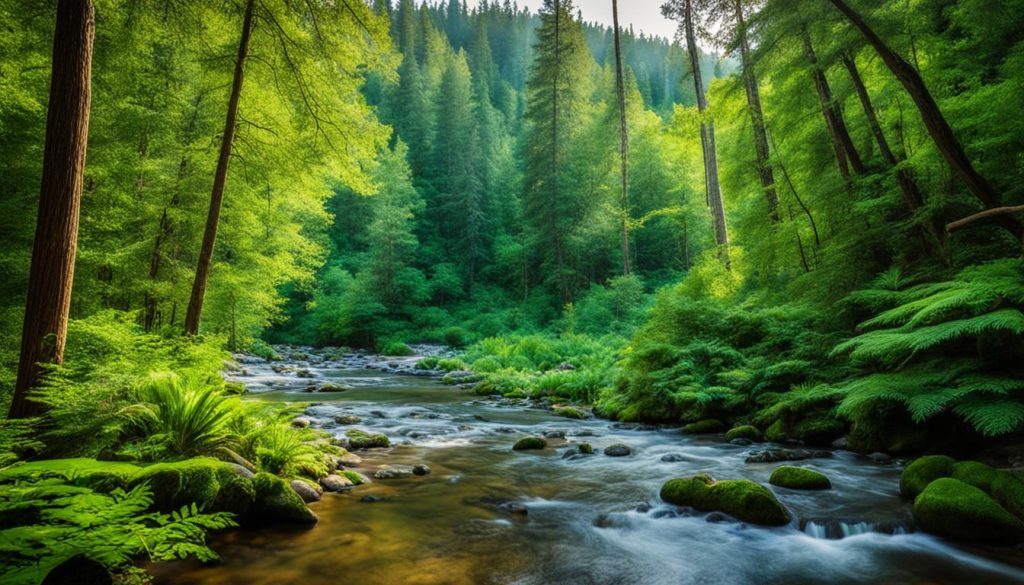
[155,352,1024,585]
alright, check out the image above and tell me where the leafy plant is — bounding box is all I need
[254,424,326,478]
[0,481,235,585]
[131,374,237,458]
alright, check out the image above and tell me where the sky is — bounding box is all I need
[467,0,681,42]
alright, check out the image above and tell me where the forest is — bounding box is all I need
[1,0,1023,583]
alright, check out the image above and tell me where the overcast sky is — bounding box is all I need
[467,0,681,42]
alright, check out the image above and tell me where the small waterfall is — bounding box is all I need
[800,518,910,540]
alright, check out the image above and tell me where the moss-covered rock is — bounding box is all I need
[578,443,594,455]
[899,455,955,498]
[250,472,318,525]
[913,478,1023,544]
[991,472,1024,522]
[223,381,247,395]
[345,429,391,450]
[0,458,141,488]
[793,416,845,446]
[554,406,588,420]
[769,466,831,490]
[682,419,725,434]
[503,389,527,399]
[951,460,1001,493]
[339,470,370,485]
[512,437,547,451]
[130,458,251,514]
[725,425,762,442]
[764,420,788,443]
[660,474,790,526]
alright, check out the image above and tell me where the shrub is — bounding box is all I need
[380,341,413,356]
[254,425,327,478]
[131,374,236,459]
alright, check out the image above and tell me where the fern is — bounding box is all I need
[0,481,235,585]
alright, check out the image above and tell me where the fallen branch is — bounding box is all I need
[946,205,1024,233]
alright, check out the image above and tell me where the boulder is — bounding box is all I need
[900,455,955,498]
[553,406,588,420]
[290,479,322,503]
[660,474,790,526]
[340,470,371,485]
[130,458,254,515]
[745,449,832,464]
[604,444,632,457]
[250,473,318,525]
[345,429,391,449]
[914,478,1023,544]
[319,474,354,492]
[725,425,762,443]
[578,443,594,455]
[543,430,567,439]
[291,417,312,429]
[334,414,362,425]
[769,466,831,490]
[513,437,547,451]
[412,464,431,476]
[374,465,415,479]
[336,453,363,467]
[319,383,350,393]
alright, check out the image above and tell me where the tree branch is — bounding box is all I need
[946,205,1024,233]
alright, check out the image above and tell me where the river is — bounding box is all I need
[153,349,1024,585]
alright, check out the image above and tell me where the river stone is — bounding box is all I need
[914,478,1024,544]
[413,464,432,476]
[296,368,315,378]
[660,474,790,526]
[334,414,362,425]
[251,473,318,525]
[291,417,312,429]
[319,474,354,492]
[290,479,322,503]
[562,448,578,459]
[661,453,691,462]
[513,437,547,451]
[745,449,832,464]
[604,444,632,457]
[374,465,415,479]
[867,452,894,464]
[544,430,567,439]
[730,438,753,446]
[319,383,350,393]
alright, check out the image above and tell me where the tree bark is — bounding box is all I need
[734,0,779,223]
[946,205,1024,234]
[612,0,632,276]
[829,0,1022,241]
[683,0,730,267]
[550,0,571,305]
[801,25,865,179]
[10,0,95,418]
[184,0,255,335]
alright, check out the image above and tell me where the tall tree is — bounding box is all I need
[828,0,1022,242]
[183,0,254,335]
[612,0,632,275]
[800,24,865,179]
[10,0,95,418]
[663,0,730,267]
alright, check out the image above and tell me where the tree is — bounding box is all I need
[10,0,95,418]
[828,0,1022,243]
[523,0,595,304]
[663,0,730,267]
[612,0,632,275]
[183,0,254,336]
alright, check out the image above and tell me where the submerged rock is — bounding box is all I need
[914,478,1024,544]
[374,465,415,479]
[319,382,350,393]
[604,444,632,457]
[660,474,790,526]
[334,414,362,425]
[543,430,567,439]
[513,437,547,451]
[745,449,832,464]
[769,466,831,490]
[682,419,725,434]
[730,438,753,446]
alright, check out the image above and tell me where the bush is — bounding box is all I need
[248,339,281,361]
[131,374,236,459]
[380,341,413,356]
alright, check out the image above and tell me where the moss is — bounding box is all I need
[130,458,230,513]
[512,437,547,451]
[554,406,587,420]
[436,358,467,372]
[764,420,788,443]
[951,460,1001,493]
[725,425,762,442]
[899,455,955,498]
[213,471,256,516]
[345,429,391,449]
[913,478,1023,544]
[769,466,831,490]
[793,416,845,446]
[578,443,594,455]
[682,419,724,434]
[250,472,318,525]
[503,390,527,399]
[0,458,141,485]
[340,470,368,485]
[223,381,247,395]
[660,474,790,526]
[991,472,1024,521]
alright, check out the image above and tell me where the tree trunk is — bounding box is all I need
[829,0,1022,241]
[734,0,779,223]
[801,25,865,178]
[612,0,632,275]
[10,0,95,419]
[683,0,730,267]
[184,0,255,335]
[551,0,571,304]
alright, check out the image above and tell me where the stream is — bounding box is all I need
[154,348,1024,585]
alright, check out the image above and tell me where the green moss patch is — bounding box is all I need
[251,472,318,525]
[660,474,790,526]
[512,437,547,451]
[682,419,724,434]
[900,455,955,498]
[725,425,762,442]
[769,466,831,490]
[554,406,588,420]
[345,429,391,450]
[914,478,1023,544]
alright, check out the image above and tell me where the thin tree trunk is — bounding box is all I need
[734,0,779,223]
[184,0,255,335]
[10,0,95,418]
[612,0,631,276]
[829,0,1022,242]
[769,130,820,247]
[551,0,570,304]
[801,25,865,178]
[683,0,729,267]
